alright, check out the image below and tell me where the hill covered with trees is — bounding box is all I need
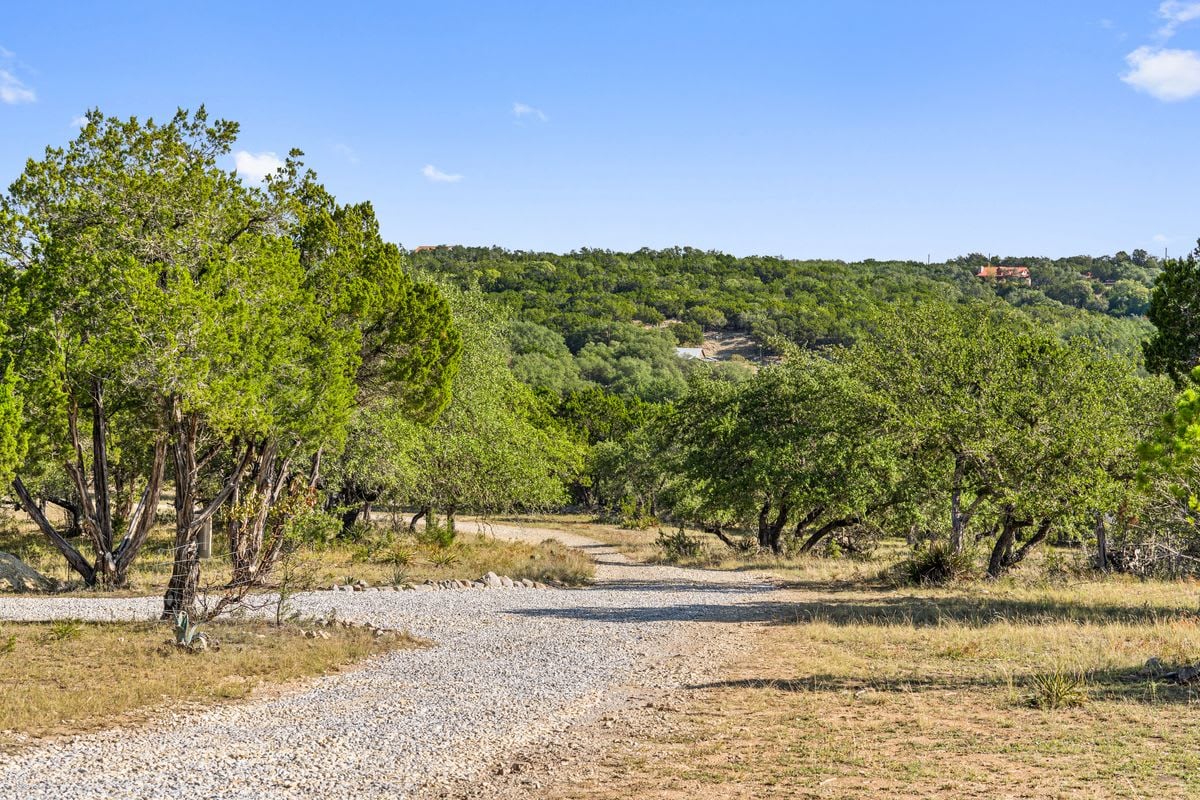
[410,245,1159,402]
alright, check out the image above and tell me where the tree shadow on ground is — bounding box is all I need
[510,593,1198,627]
[685,666,1200,705]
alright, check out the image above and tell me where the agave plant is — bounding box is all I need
[172,611,209,652]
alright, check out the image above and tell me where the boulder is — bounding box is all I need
[0,553,56,593]
[499,575,514,588]
[483,572,502,588]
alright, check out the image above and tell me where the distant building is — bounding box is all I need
[675,346,707,360]
[412,245,443,253]
[976,264,1031,286]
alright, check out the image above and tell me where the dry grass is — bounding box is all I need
[0,619,416,751]
[542,544,1200,799]
[302,528,594,589]
[0,513,593,595]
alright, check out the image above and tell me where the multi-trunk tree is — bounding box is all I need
[0,109,460,614]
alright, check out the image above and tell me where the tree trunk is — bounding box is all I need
[759,501,790,553]
[11,477,95,584]
[798,515,861,554]
[756,500,772,549]
[408,507,429,532]
[1008,518,1052,568]
[112,437,167,587]
[163,406,251,618]
[987,516,1050,578]
[1095,514,1108,573]
[986,508,1019,579]
[950,454,967,553]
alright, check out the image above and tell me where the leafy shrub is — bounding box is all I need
[618,498,657,530]
[656,527,704,562]
[668,321,704,346]
[47,620,82,642]
[901,543,978,586]
[416,523,456,549]
[1028,670,1089,710]
[287,510,342,548]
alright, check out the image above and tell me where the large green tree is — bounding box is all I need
[0,109,460,615]
[1144,242,1200,383]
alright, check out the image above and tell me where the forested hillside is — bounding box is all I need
[410,245,1158,401]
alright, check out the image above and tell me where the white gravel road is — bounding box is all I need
[0,522,775,799]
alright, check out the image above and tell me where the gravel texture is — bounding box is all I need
[0,521,774,799]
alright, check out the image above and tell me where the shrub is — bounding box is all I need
[288,510,342,548]
[656,527,704,562]
[416,523,456,549]
[668,321,704,346]
[1029,670,1089,710]
[901,542,978,586]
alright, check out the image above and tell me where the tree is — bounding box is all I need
[847,301,1168,575]
[666,352,897,553]
[1144,242,1200,383]
[398,289,581,532]
[0,108,272,589]
[0,110,460,616]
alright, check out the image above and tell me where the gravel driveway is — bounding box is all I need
[0,521,776,799]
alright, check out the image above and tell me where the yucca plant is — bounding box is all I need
[1029,669,1089,710]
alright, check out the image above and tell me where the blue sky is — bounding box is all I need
[2,1,1199,261]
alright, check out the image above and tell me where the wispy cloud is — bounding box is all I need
[422,164,463,183]
[512,101,548,122]
[0,47,35,105]
[233,150,284,182]
[1154,233,1171,243]
[1157,1,1200,39]
[333,143,360,164]
[70,114,88,127]
[0,70,35,104]
[1122,46,1200,100]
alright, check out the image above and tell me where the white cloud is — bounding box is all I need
[1100,18,1115,29]
[70,115,88,127]
[1154,233,1171,243]
[0,69,35,104]
[1122,46,1200,100]
[1158,1,1200,38]
[333,143,359,164]
[0,46,13,59]
[233,150,284,182]
[512,101,548,122]
[422,164,463,183]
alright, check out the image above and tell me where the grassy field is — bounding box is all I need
[0,512,594,595]
[0,619,416,751]
[504,515,1200,799]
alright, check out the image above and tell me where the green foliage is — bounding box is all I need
[900,542,979,586]
[1028,670,1089,710]
[47,620,82,642]
[656,527,704,562]
[1144,244,1200,383]
[396,287,583,520]
[416,524,456,549]
[668,321,704,345]
[411,246,1159,402]
[0,108,462,608]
